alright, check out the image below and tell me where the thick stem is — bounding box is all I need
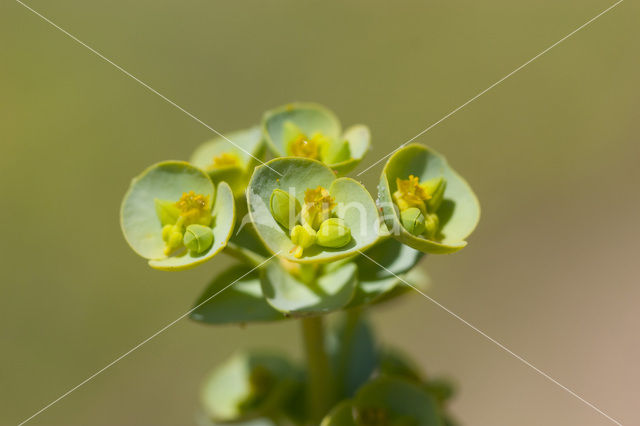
[301,316,333,423]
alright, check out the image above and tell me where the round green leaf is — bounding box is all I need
[355,376,442,426]
[190,265,285,325]
[247,157,380,264]
[378,144,480,254]
[149,181,235,271]
[190,126,264,197]
[260,260,357,316]
[262,103,370,173]
[201,352,298,423]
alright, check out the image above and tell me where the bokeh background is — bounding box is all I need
[2,0,638,425]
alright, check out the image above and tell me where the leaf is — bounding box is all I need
[247,157,380,264]
[190,126,264,198]
[356,237,424,281]
[378,144,480,254]
[200,352,299,423]
[149,181,235,271]
[354,376,442,426]
[190,265,285,325]
[260,260,357,316]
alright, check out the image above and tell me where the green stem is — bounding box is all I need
[301,316,333,423]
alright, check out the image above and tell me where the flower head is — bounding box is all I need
[210,152,241,170]
[176,191,211,226]
[393,175,431,214]
[301,186,336,230]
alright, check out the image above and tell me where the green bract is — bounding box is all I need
[378,144,480,254]
[262,103,370,175]
[247,157,379,263]
[190,126,264,197]
[120,161,235,271]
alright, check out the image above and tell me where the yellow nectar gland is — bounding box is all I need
[302,186,336,230]
[175,191,211,226]
[393,175,431,214]
[210,152,241,170]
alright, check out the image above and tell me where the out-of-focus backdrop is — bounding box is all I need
[2,0,638,425]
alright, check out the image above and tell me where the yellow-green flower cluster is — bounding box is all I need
[393,175,447,239]
[157,191,214,255]
[270,186,351,258]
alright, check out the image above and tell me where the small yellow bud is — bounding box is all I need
[164,229,184,255]
[290,223,316,258]
[421,176,447,212]
[183,224,214,254]
[424,213,440,238]
[316,218,352,248]
[400,207,426,236]
[162,224,173,242]
[269,189,300,230]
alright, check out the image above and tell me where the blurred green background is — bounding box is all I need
[2,0,638,424]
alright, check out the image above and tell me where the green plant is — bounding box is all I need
[120,102,480,425]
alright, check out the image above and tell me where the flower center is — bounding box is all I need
[209,152,241,170]
[393,175,431,214]
[175,191,211,227]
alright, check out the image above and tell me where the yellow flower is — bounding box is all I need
[175,191,211,226]
[284,121,330,160]
[393,175,431,214]
[301,186,336,230]
[209,152,241,170]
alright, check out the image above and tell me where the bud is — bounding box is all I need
[400,207,426,236]
[270,189,301,229]
[421,176,447,212]
[290,223,317,258]
[183,224,214,254]
[164,228,184,255]
[424,213,440,239]
[316,218,352,248]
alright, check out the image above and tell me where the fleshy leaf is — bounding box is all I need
[355,376,442,425]
[201,352,299,423]
[356,237,423,281]
[121,161,234,271]
[190,265,285,325]
[247,157,380,264]
[262,103,370,173]
[148,181,235,270]
[378,144,480,254]
[260,260,357,316]
[190,126,264,197]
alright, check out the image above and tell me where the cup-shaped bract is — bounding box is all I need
[120,161,235,270]
[190,126,264,197]
[378,144,480,254]
[247,157,380,263]
[262,103,370,175]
